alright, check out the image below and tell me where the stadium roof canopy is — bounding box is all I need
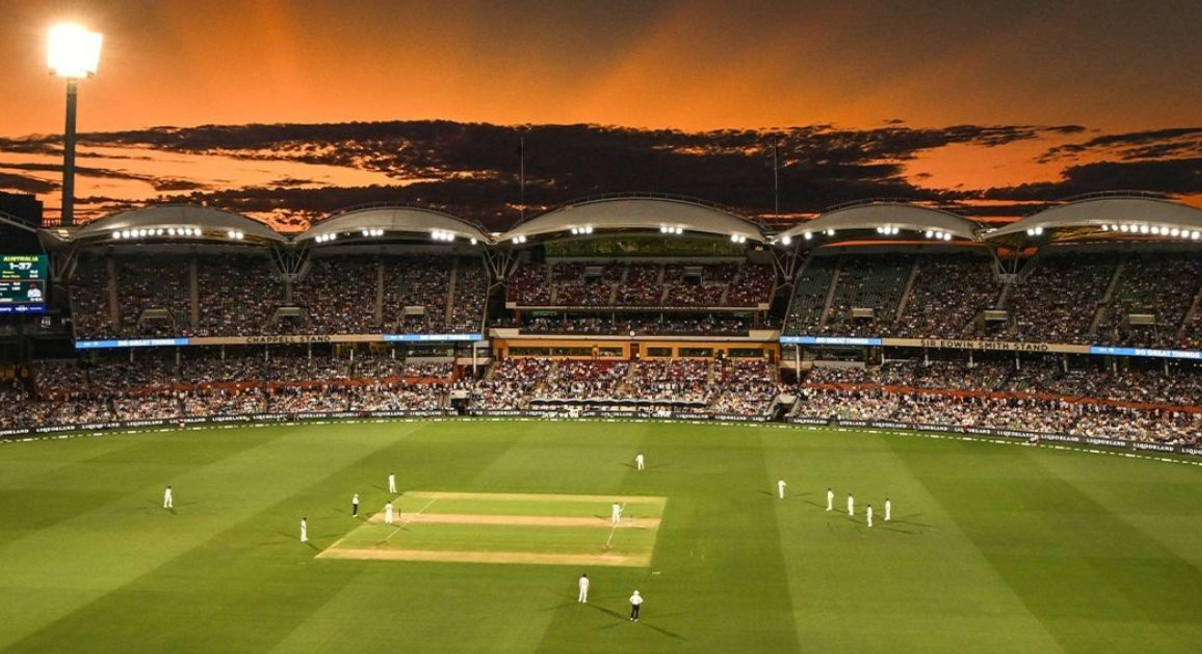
[984,193,1202,246]
[497,194,766,245]
[773,200,980,246]
[297,204,492,246]
[50,204,287,247]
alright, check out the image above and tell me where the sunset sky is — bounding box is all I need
[1,0,1200,228]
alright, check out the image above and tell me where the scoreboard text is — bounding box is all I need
[0,254,49,314]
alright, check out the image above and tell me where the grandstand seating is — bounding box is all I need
[1095,255,1202,348]
[508,261,773,308]
[884,255,999,338]
[69,253,487,338]
[821,255,913,336]
[1005,253,1115,344]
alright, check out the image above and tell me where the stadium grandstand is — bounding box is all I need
[2,191,1202,453]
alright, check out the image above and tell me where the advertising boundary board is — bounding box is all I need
[780,335,1202,361]
[1,412,1197,462]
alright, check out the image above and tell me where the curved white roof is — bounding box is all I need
[73,204,286,244]
[776,201,980,242]
[498,196,765,243]
[986,196,1202,241]
[298,205,491,244]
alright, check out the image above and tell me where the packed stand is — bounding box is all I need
[1006,254,1115,344]
[884,255,999,338]
[194,255,282,336]
[710,359,781,415]
[293,255,380,333]
[624,359,713,403]
[469,358,553,410]
[509,261,773,309]
[792,386,1201,446]
[1096,255,1202,348]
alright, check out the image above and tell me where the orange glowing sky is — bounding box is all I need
[4,0,1201,135]
[1,0,1201,223]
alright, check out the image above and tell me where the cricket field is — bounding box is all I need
[1,419,1200,653]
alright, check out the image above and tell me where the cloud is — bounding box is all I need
[1038,127,1202,163]
[0,173,57,194]
[10,118,1193,228]
[982,158,1202,201]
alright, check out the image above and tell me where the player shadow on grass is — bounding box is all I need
[583,603,687,640]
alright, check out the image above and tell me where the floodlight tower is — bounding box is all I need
[47,23,103,227]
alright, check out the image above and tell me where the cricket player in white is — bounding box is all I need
[826,488,834,511]
[777,479,787,499]
[578,573,589,603]
[388,473,397,494]
[635,453,645,471]
[629,590,643,621]
[352,493,359,518]
[612,503,622,526]
[884,498,891,522]
[385,501,394,525]
[867,504,874,528]
[847,493,854,516]
[300,518,308,543]
[163,485,173,509]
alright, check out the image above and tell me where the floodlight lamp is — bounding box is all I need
[780,236,791,246]
[48,24,103,78]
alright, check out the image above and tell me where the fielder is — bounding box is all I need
[847,493,855,516]
[635,453,645,471]
[777,479,787,499]
[885,498,891,522]
[629,590,643,621]
[578,573,589,603]
[300,517,308,543]
[352,493,360,518]
[867,504,874,528]
[163,485,173,509]
[612,503,622,526]
[388,473,397,494]
[385,501,394,525]
[826,488,834,511]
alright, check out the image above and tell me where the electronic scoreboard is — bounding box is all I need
[0,254,49,314]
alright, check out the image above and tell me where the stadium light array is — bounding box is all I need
[111,225,202,240]
[361,228,385,237]
[430,229,455,242]
[1025,227,1045,236]
[730,233,747,243]
[511,235,528,244]
[1106,223,1202,240]
[470,238,478,245]
[779,235,792,246]
[314,233,338,243]
[923,229,953,241]
[569,225,594,235]
[803,231,813,240]
[226,229,245,240]
[875,226,901,236]
[659,225,684,235]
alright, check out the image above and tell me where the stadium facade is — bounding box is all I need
[2,192,1202,451]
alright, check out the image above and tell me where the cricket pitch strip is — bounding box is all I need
[317,491,667,567]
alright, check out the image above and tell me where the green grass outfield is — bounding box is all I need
[1,419,1201,653]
